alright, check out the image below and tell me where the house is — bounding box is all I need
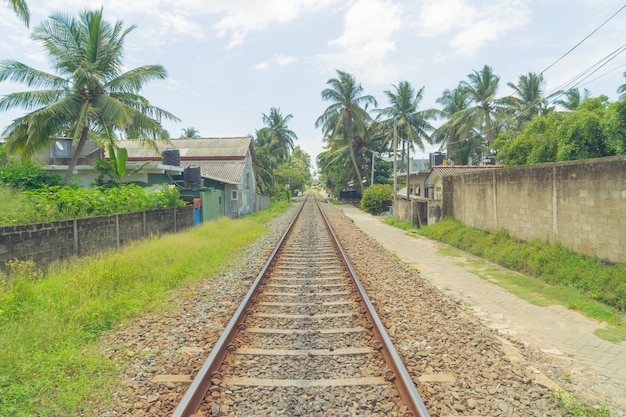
[32,138,184,186]
[395,158,430,198]
[119,137,260,219]
[424,165,503,200]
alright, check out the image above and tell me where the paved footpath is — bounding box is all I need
[340,204,626,410]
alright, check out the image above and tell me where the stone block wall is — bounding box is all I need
[443,155,626,264]
[0,205,194,269]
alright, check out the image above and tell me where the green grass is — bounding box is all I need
[554,391,611,417]
[385,217,626,343]
[0,201,293,416]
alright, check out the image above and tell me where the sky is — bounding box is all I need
[1,0,626,171]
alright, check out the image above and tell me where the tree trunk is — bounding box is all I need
[350,143,364,193]
[393,121,397,198]
[406,143,410,201]
[64,127,90,185]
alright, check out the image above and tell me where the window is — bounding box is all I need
[231,190,238,200]
[51,139,72,158]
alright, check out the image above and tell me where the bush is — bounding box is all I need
[360,184,393,215]
[0,159,64,189]
[419,218,626,312]
[0,184,186,226]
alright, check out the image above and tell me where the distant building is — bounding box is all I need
[424,165,503,200]
[120,137,261,218]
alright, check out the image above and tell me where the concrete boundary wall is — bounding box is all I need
[392,198,443,226]
[0,205,194,269]
[442,155,626,264]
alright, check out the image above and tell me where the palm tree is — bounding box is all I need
[459,65,506,149]
[261,107,297,159]
[4,0,29,26]
[378,81,433,189]
[0,9,178,184]
[555,87,591,110]
[253,128,279,194]
[619,72,626,101]
[315,70,376,193]
[505,72,554,128]
[431,85,476,164]
[180,127,200,138]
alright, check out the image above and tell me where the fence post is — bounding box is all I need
[73,219,79,255]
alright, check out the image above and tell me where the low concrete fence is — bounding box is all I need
[256,194,270,211]
[392,198,443,226]
[0,205,194,270]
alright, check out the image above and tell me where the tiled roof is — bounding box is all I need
[188,160,245,185]
[431,164,503,176]
[114,137,253,185]
[118,137,252,159]
[425,165,503,184]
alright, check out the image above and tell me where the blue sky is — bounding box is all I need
[1,0,626,169]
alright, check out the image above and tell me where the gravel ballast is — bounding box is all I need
[95,199,617,416]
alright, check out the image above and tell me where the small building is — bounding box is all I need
[424,165,503,200]
[396,159,430,198]
[119,137,260,219]
[31,138,184,186]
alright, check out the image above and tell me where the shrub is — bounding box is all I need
[360,184,393,215]
[0,159,64,189]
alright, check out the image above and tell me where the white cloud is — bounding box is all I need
[417,0,530,56]
[211,0,341,48]
[276,55,297,66]
[253,55,298,70]
[315,0,403,84]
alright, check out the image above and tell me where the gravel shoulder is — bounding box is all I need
[93,199,621,416]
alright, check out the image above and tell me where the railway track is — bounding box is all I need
[173,195,429,416]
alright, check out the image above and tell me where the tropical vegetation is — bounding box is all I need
[253,107,312,197]
[0,200,292,416]
[315,66,626,193]
[0,8,178,184]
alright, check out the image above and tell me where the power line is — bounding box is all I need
[540,3,626,75]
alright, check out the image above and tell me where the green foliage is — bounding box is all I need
[0,157,64,189]
[554,391,611,417]
[496,96,626,165]
[0,208,281,415]
[360,183,393,215]
[94,142,149,187]
[0,184,185,226]
[419,218,626,312]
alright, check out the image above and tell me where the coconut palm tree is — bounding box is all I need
[505,72,554,128]
[261,107,297,159]
[4,0,29,26]
[459,65,506,149]
[619,73,626,101]
[0,9,178,184]
[431,85,477,164]
[315,70,376,193]
[180,127,200,138]
[555,87,591,110]
[253,128,279,194]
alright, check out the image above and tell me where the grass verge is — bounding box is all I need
[0,200,293,416]
[384,217,626,343]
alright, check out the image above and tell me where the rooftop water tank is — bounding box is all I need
[162,148,180,166]
[184,165,202,187]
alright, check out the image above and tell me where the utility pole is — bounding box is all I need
[393,120,397,199]
[406,139,410,201]
[371,150,375,186]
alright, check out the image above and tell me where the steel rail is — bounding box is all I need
[171,196,307,417]
[315,197,431,417]
[172,193,430,416]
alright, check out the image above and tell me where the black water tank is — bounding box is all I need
[162,148,180,166]
[184,165,202,183]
